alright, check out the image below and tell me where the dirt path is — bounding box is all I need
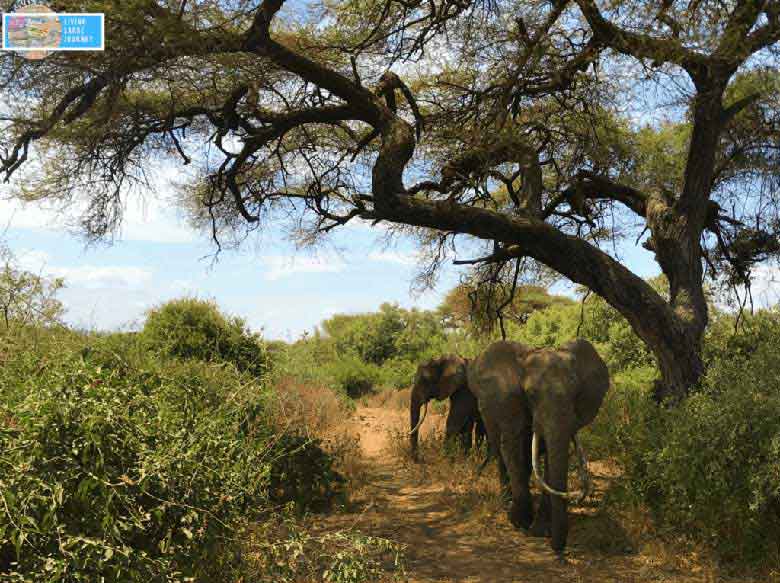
[316,405,714,583]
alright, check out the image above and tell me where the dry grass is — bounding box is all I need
[241,514,407,583]
[384,422,509,528]
[360,386,411,410]
[268,376,370,494]
[269,376,351,437]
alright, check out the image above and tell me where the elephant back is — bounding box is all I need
[562,338,610,429]
[466,340,534,402]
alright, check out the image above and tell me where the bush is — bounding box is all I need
[245,516,406,583]
[141,297,268,376]
[0,332,343,581]
[375,357,417,390]
[326,355,382,398]
[581,365,659,462]
[589,313,780,566]
[267,433,347,513]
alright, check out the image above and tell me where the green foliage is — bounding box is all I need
[0,244,64,330]
[511,290,655,373]
[326,354,383,398]
[322,303,406,366]
[278,303,448,394]
[703,307,780,369]
[0,330,346,581]
[439,283,574,337]
[249,516,406,583]
[321,303,446,367]
[587,309,780,565]
[581,365,659,462]
[141,297,268,376]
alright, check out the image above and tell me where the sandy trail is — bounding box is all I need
[313,405,721,583]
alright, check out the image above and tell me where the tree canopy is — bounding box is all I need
[1,0,779,399]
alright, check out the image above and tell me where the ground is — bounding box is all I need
[314,405,762,583]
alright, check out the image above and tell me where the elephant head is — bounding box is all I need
[408,355,468,460]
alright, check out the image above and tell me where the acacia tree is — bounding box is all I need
[1,0,779,400]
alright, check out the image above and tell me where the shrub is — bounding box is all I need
[0,244,65,330]
[141,297,268,376]
[582,365,659,462]
[326,355,382,398]
[376,357,417,390]
[0,333,344,581]
[267,433,347,513]
[589,314,780,566]
[245,516,406,583]
[270,377,353,437]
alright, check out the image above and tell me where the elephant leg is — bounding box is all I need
[530,446,552,537]
[477,404,509,502]
[497,452,510,498]
[460,416,475,452]
[546,430,572,553]
[500,423,534,531]
[445,389,477,453]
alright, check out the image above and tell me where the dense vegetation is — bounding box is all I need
[0,253,402,582]
[2,247,780,578]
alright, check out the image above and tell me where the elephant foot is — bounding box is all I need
[508,502,533,531]
[529,519,551,538]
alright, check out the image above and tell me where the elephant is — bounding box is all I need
[409,339,609,554]
[408,356,486,461]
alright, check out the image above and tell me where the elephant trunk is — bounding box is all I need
[531,433,591,503]
[409,390,428,460]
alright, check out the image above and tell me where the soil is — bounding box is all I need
[315,405,757,583]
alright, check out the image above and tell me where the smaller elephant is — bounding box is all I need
[409,356,486,461]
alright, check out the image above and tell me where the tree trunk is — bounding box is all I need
[638,79,726,401]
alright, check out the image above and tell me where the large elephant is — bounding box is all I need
[410,339,609,554]
[409,356,486,461]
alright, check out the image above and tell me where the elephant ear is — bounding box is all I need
[433,355,467,400]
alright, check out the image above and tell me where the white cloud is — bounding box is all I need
[1,180,196,245]
[367,250,418,266]
[52,265,154,289]
[12,250,153,289]
[15,249,53,273]
[260,254,346,281]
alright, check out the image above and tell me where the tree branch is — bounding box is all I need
[575,0,709,78]
[548,172,649,218]
[721,91,762,125]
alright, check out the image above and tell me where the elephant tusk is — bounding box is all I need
[409,401,428,435]
[531,432,592,503]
